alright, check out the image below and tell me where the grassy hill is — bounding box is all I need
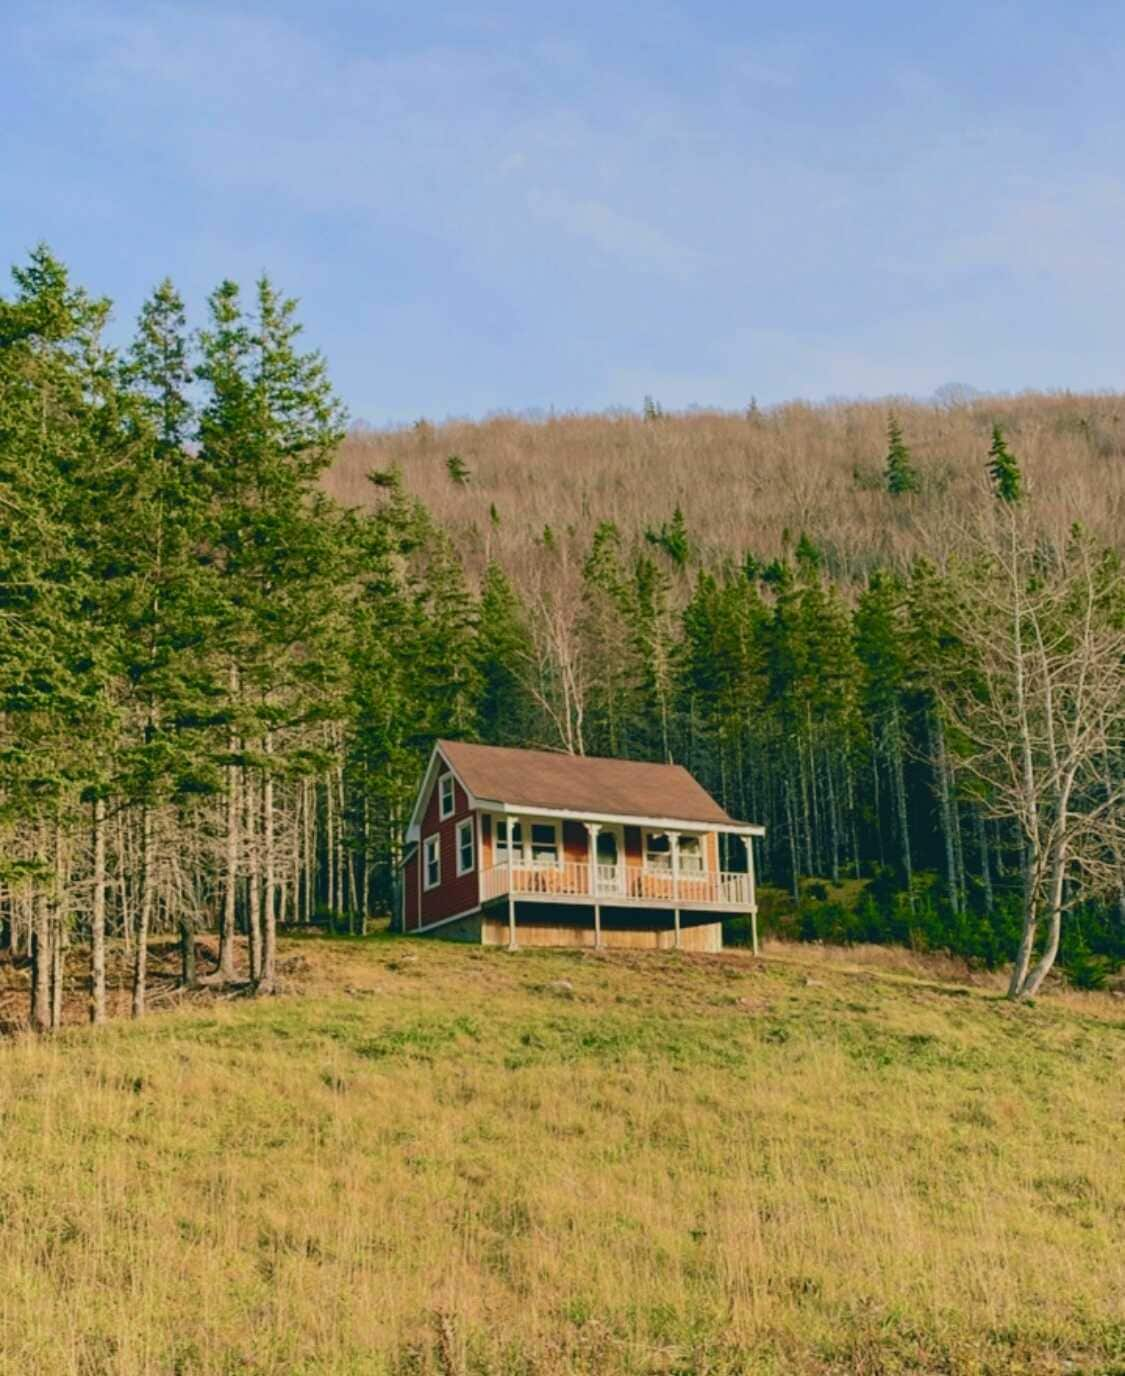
[3,933,1123,1375]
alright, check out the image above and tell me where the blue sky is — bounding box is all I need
[4,1,1124,421]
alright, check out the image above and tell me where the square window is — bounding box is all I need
[456,819,475,875]
[644,832,672,870]
[679,835,705,873]
[438,774,455,820]
[495,818,523,863]
[530,822,559,866]
[423,835,441,890]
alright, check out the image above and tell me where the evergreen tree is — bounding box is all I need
[111,278,215,1017]
[885,415,919,495]
[987,425,1022,503]
[196,275,347,989]
[476,563,534,747]
[446,454,470,485]
[644,506,693,567]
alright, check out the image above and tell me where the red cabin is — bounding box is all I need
[400,741,764,952]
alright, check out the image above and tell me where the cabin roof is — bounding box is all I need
[436,739,739,827]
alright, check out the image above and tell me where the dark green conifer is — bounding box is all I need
[987,425,1022,503]
[884,415,919,495]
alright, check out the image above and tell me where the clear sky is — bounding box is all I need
[4,1,1124,422]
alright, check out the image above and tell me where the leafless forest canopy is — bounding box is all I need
[328,393,1125,581]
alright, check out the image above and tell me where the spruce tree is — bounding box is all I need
[987,425,1021,503]
[884,415,919,495]
[115,278,215,1015]
[196,275,347,989]
[476,563,534,746]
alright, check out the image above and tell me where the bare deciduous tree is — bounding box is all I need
[937,513,1125,999]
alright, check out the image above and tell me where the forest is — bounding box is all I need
[2,247,1124,1030]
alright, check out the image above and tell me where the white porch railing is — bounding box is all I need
[481,862,752,908]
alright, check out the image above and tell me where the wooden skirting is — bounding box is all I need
[480,919,723,953]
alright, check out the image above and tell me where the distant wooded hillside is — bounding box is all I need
[326,394,1125,580]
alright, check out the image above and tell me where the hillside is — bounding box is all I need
[327,393,1125,580]
[3,932,1123,1375]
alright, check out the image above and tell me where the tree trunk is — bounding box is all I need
[259,737,277,994]
[870,729,885,868]
[301,778,313,924]
[824,753,841,883]
[131,804,152,1018]
[90,796,107,1024]
[973,809,990,919]
[889,711,914,910]
[1008,839,1039,998]
[324,774,335,927]
[931,712,961,912]
[1021,844,1068,999]
[180,916,198,990]
[30,892,51,1033]
[50,908,64,1031]
[245,767,262,983]
[219,694,239,981]
[783,770,800,902]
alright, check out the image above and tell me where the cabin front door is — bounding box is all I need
[594,825,626,895]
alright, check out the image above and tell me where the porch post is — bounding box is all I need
[585,822,602,949]
[507,814,517,950]
[670,831,681,950]
[745,830,759,956]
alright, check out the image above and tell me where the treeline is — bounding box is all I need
[0,249,483,1027]
[1,251,1123,1027]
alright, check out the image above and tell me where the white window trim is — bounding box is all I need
[438,773,455,820]
[678,834,705,873]
[456,818,475,876]
[528,819,562,869]
[494,816,521,866]
[494,816,562,868]
[643,830,673,871]
[423,834,441,891]
[643,830,705,874]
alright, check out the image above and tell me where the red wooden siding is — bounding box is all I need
[418,766,479,927]
[404,852,420,931]
[562,819,586,862]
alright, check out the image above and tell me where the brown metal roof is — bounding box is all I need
[437,740,738,826]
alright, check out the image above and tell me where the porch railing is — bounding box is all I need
[480,861,752,908]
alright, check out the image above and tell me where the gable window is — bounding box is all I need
[423,835,441,890]
[456,818,475,876]
[494,818,523,864]
[438,773,455,820]
[530,821,560,867]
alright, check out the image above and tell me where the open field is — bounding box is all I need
[2,932,1124,1376]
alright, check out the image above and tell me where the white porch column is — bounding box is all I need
[670,831,681,950]
[584,822,602,949]
[507,814,518,950]
[745,830,759,956]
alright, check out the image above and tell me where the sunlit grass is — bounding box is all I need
[1,932,1123,1374]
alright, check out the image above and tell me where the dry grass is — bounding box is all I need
[327,394,1125,584]
[1,931,1123,1375]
